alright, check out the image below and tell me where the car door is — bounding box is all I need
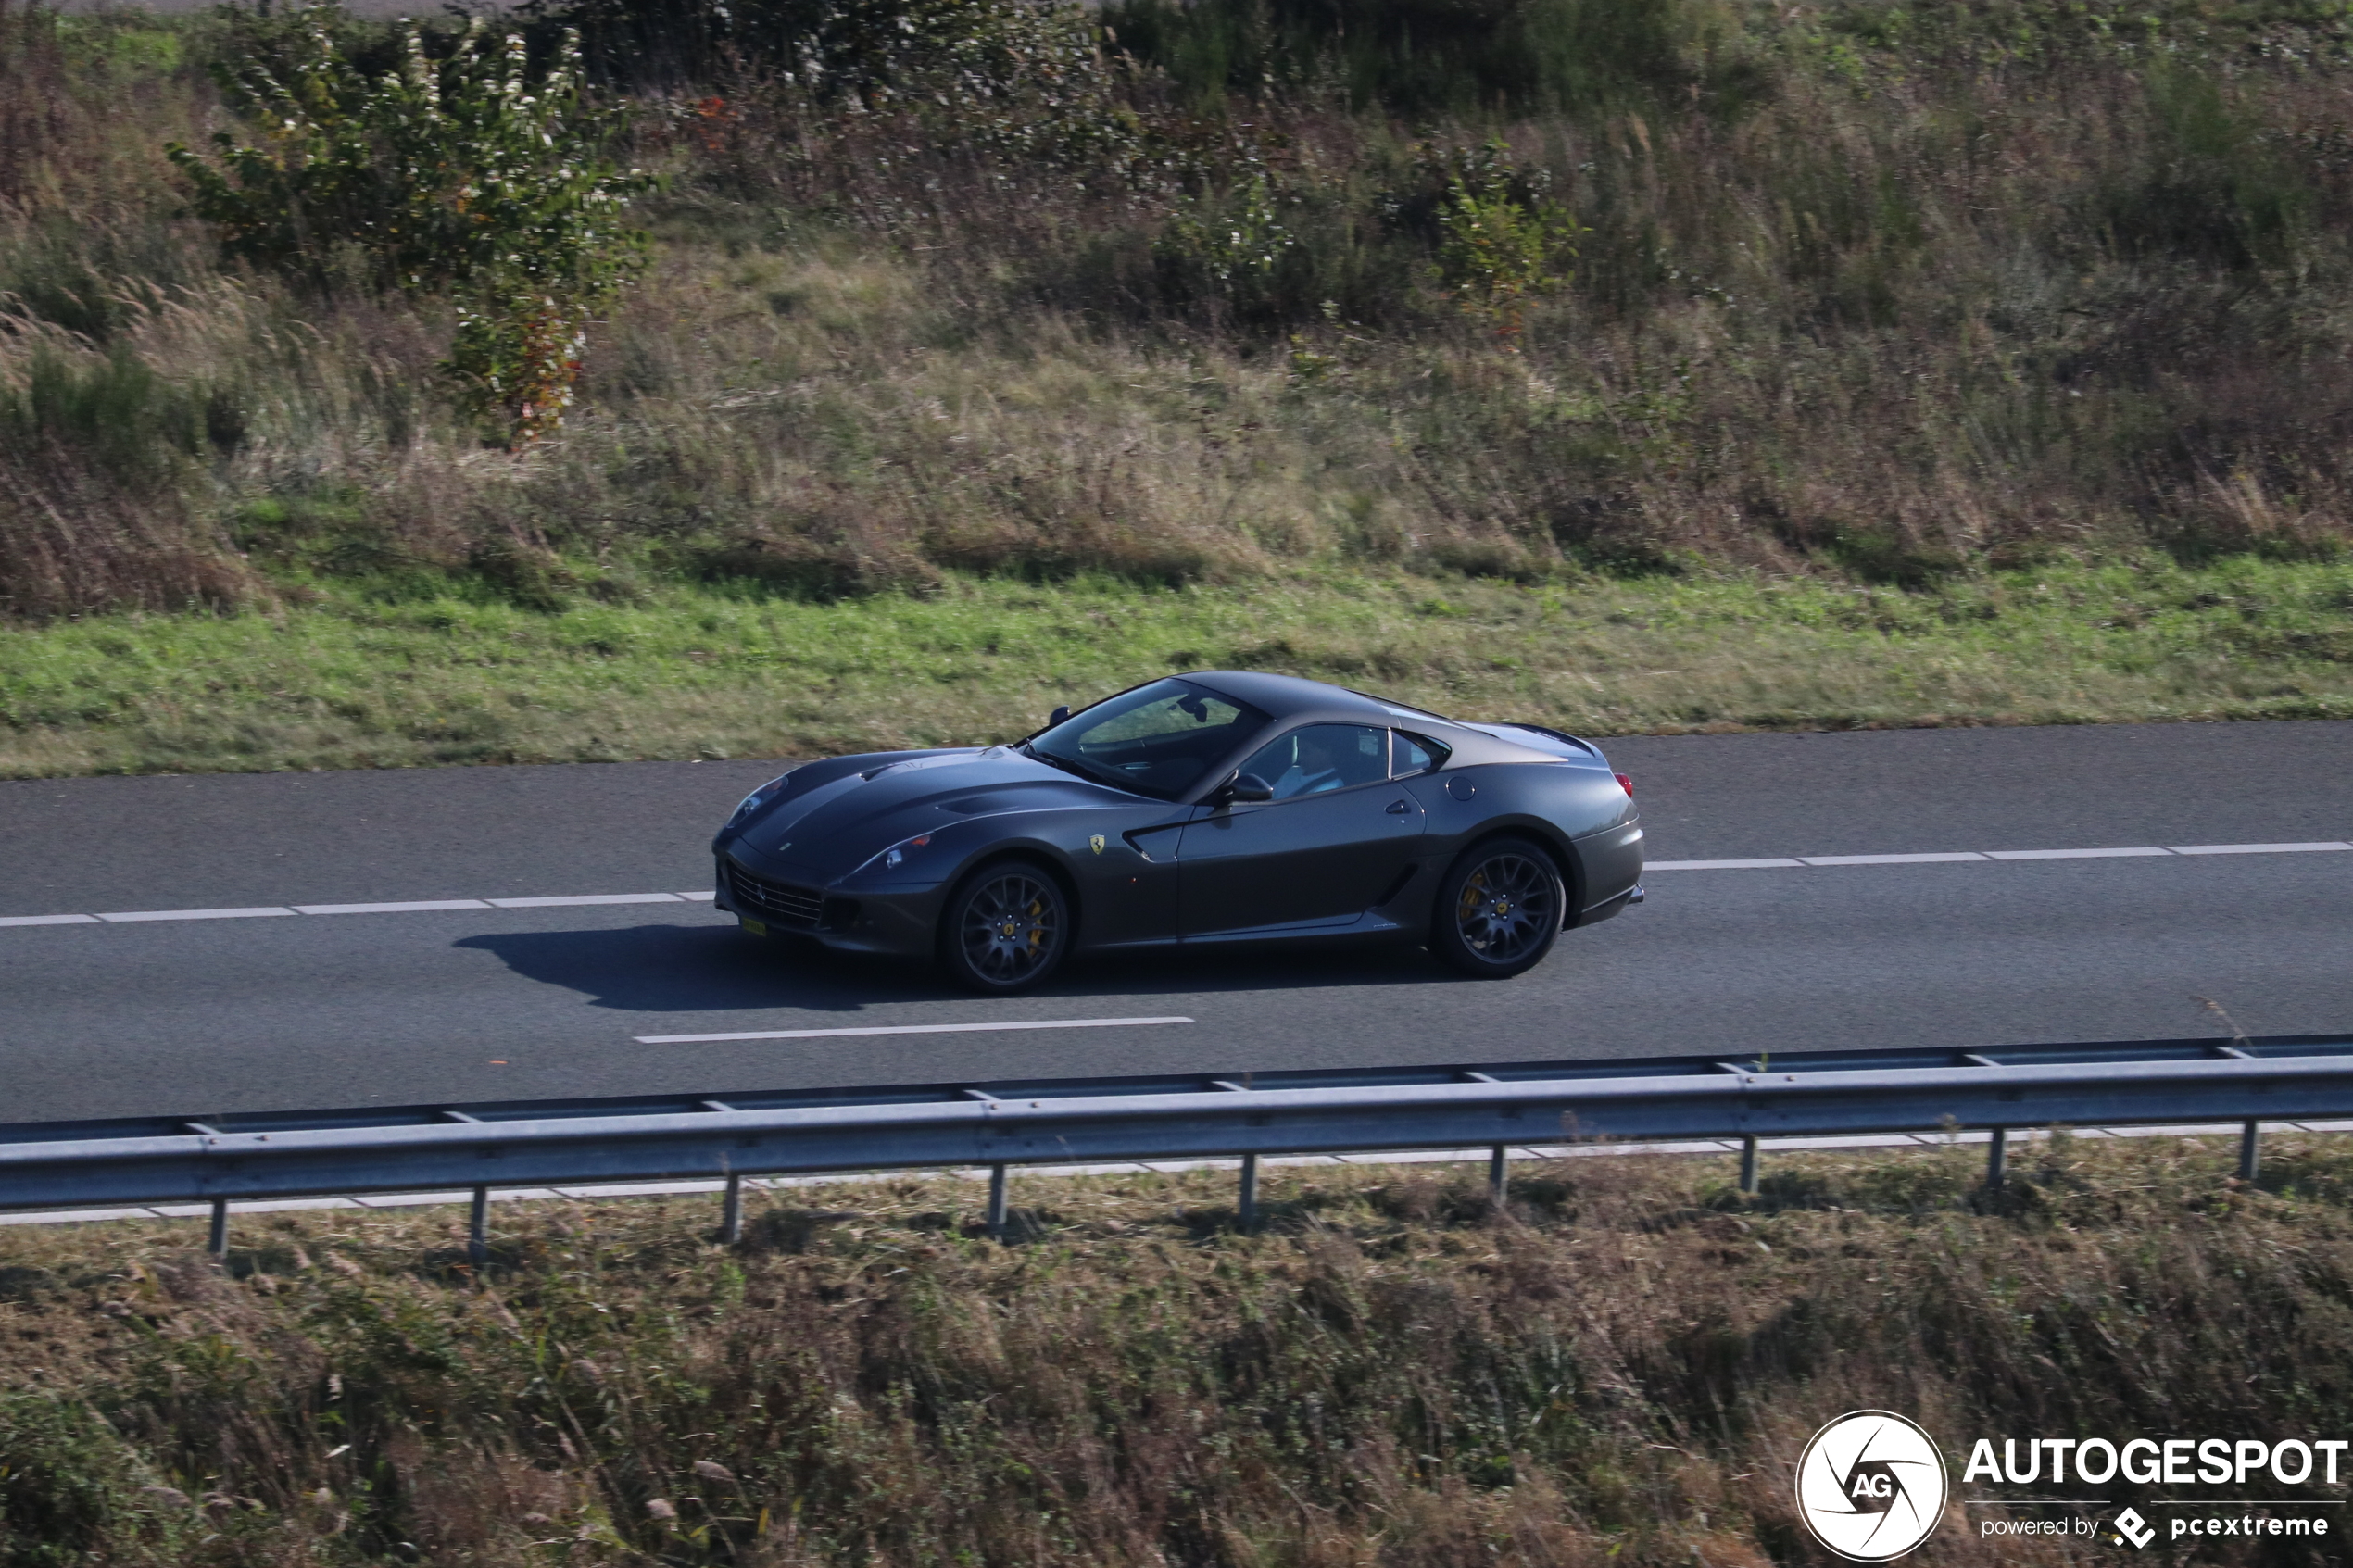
[1070,811,1189,949]
[1175,723,1427,936]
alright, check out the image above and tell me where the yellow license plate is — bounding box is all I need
[739,917,768,937]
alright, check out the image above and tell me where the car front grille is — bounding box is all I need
[726,862,825,930]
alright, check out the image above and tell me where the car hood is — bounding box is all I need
[732,746,1139,877]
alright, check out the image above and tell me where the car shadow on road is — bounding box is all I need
[453,923,1459,1012]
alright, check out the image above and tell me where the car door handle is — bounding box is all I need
[1386,798,1413,814]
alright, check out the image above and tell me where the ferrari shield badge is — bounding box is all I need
[1089,834,1106,855]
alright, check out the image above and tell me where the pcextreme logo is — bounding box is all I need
[1795,1411,1950,1562]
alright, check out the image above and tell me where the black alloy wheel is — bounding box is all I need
[940,861,1070,992]
[1431,836,1564,979]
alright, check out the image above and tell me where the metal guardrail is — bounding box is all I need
[6,1032,2352,1257]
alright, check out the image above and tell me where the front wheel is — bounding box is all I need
[938,861,1071,993]
[1430,836,1565,979]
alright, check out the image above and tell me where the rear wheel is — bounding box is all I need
[1430,836,1565,979]
[938,861,1070,993]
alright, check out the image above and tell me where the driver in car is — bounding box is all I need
[1271,728,1348,799]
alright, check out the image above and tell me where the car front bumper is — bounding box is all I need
[713,851,946,959]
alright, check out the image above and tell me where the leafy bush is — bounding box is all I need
[167,6,649,441]
[535,0,1136,167]
[1154,165,1302,320]
[1427,139,1579,344]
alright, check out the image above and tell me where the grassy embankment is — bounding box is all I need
[5,1135,2353,1566]
[8,560,2353,776]
[8,0,2353,772]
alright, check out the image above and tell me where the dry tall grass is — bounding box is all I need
[6,0,2353,624]
[3,1135,2349,1564]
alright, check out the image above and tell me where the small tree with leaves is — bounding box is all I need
[169,7,650,443]
[1429,139,1579,347]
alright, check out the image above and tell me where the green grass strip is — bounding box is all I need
[5,559,2351,777]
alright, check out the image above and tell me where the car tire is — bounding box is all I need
[938,859,1072,993]
[1430,836,1566,979]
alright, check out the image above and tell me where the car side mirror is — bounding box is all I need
[1224,772,1274,804]
[1048,705,1071,727]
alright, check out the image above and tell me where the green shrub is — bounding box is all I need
[1154,165,1302,318]
[1428,138,1579,345]
[167,6,650,442]
[0,345,241,484]
[0,1393,143,1568]
[2101,63,2312,270]
[534,0,1136,168]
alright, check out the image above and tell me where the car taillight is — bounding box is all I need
[1614,772,1633,797]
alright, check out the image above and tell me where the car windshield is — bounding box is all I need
[1026,679,1267,800]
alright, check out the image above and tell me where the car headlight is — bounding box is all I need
[856,834,934,875]
[727,770,797,826]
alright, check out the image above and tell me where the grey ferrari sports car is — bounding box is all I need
[712,671,1644,991]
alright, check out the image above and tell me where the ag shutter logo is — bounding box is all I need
[1796,1411,1950,1562]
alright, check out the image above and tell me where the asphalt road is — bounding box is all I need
[4,720,2349,1126]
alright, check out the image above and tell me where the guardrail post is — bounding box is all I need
[2240,1121,2262,1183]
[1238,1153,1259,1232]
[721,1173,744,1244]
[468,1185,489,1267]
[207,1198,229,1261]
[986,1162,1008,1241]
[1488,1144,1508,1204]
[1985,1128,2007,1191]
[1738,1135,1758,1196]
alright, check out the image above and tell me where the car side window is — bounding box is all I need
[1390,731,1444,777]
[1239,724,1390,800]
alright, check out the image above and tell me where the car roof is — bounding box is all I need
[1179,671,1416,723]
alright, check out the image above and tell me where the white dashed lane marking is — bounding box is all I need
[294,900,492,915]
[485,893,688,909]
[2172,841,2353,856]
[638,1015,1198,1045]
[94,907,299,923]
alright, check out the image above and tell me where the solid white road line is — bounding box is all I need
[0,913,100,927]
[94,907,296,922]
[1644,858,1807,871]
[637,1015,1196,1044]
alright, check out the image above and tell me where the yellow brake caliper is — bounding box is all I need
[1460,872,1488,947]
